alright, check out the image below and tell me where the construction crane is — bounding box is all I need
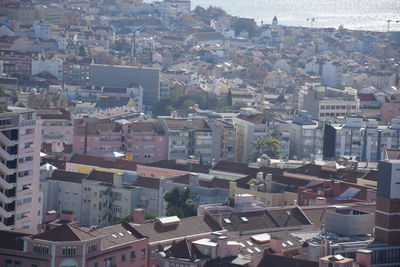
[130,25,145,65]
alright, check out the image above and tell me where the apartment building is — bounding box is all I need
[233,108,290,163]
[298,83,360,121]
[0,99,42,231]
[36,108,73,154]
[324,117,400,162]
[62,57,92,86]
[44,169,141,227]
[160,117,235,164]
[0,222,149,267]
[290,112,324,160]
[72,118,168,163]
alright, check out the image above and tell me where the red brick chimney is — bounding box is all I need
[356,249,372,267]
[133,208,145,224]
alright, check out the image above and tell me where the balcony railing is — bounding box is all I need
[0,177,15,190]
[0,220,11,230]
[0,161,16,176]
[0,205,12,218]
[0,132,18,147]
[0,146,16,161]
[0,190,14,204]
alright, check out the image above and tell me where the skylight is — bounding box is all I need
[112,234,117,238]
[126,230,132,235]
[119,232,124,236]
[240,217,248,222]
[223,218,231,224]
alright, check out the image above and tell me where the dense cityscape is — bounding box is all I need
[0,0,399,266]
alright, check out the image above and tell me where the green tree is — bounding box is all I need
[152,98,174,116]
[10,90,18,104]
[252,135,280,160]
[227,89,233,106]
[164,187,197,218]
[120,212,156,223]
[182,99,196,109]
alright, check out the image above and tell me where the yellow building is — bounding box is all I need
[229,177,297,207]
[66,154,138,175]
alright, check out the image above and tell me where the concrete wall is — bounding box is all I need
[325,210,375,236]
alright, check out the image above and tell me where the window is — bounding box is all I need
[62,247,76,256]
[33,244,49,255]
[87,244,97,254]
[131,251,136,259]
[6,261,21,267]
[121,254,126,262]
[141,248,146,258]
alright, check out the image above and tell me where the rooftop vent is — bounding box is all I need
[157,216,181,227]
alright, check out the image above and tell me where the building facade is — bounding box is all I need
[0,101,42,231]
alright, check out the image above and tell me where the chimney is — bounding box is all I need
[60,210,76,222]
[43,210,57,223]
[356,249,372,267]
[133,208,145,224]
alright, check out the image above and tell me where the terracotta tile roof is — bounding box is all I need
[198,177,230,189]
[132,215,222,244]
[86,170,114,183]
[257,254,318,267]
[69,154,138,171]
[129,121,165,135]
[31,224,97,242]
[90,222,146,249]
[212,161,283,177]
[216,207,311,233]
[146,160,211,174]
[0,230,30,251]
[95,96,132,109]
[165,238,204,261]
[132,176,161,189]
[358,93,377,102]
[49,169,86,184]
[163,118,210,130]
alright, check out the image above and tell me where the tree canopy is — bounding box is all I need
[164,187,197,218]
[253,135,280,160]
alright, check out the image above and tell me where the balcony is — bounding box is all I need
[0,176,15,190]
[0,161,15,176]
[0,205,12,218]
[0,146,16,161]
[0,190,14,204]
[0,132,17,147]
[0,220,11,230]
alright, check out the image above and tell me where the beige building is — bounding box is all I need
[229,173,297,207]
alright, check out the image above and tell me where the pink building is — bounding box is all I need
[0,222,148,267]
[0,100,43,231]
[72,118,168,163]
[380,95,400,123]
[37,108,73,155]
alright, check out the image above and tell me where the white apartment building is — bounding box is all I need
[233,108,290,163]
[324,117,400,162]
[0,100,42,230]
[31,53,63,81]
[289,113,324,160]
[44,169,140,227]
[298,83,360,121]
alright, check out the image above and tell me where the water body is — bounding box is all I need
[164,0,400,32]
